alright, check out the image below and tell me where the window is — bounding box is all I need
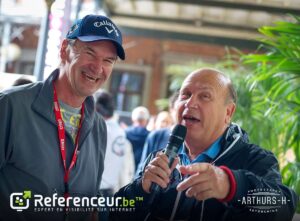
[109,70,145,112]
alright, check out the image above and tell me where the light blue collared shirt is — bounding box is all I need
[178,137,222,165]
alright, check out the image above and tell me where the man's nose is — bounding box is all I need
[90,60,104,74]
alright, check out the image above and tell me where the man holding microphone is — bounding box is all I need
[112,68,297,221]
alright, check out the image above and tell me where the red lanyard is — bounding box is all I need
[53,83,84,198]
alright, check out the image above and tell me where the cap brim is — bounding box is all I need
[77,36,125,60]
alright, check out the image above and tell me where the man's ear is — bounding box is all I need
[60,39,69,62]
[225,102,236,124]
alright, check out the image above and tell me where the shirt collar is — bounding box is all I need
[178,136,222,165]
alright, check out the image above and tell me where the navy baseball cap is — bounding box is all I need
[66,14,125,60]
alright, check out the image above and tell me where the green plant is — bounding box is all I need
[242,15,300,212]
[163,15,300,211]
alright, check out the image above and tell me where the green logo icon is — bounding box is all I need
[10,190,31,211]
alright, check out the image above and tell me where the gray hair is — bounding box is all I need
[131,106,150,121]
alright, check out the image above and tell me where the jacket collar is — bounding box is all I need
[223,123,249,144]
[218,123,249,157]
[31,69,58,126]
[32,69,96,147]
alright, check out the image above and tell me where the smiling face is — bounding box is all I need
[176,69,236,151]
[58,39,117,106]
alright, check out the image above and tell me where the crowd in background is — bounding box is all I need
[94,90,177,195]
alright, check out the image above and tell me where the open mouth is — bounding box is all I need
[82,71,100,83]
[183,115,200,123]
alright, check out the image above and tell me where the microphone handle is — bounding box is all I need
[149,157,175,193]
[148,144,179,201]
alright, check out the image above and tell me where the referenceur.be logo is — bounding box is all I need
[9,191,142,213]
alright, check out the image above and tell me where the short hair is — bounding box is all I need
[66,39,78,52]
[211,68,237,105]
[226,81,237,104]
[12,77,33,86]
[131,106,150,122]
[208,68,237,105]
[95,90,115,118]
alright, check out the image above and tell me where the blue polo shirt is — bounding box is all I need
[178,137,222,165]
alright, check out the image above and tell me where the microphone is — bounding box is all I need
[149,124,187,197]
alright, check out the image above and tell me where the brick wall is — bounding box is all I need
[119,35,235,113]
[7,27,247,114]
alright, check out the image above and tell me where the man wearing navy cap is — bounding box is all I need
[0,15,125,221]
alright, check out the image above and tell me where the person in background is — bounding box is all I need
[125,106,150,172]
[112,68,297,221]
[12,76,33,86]
[146,110,173,132]
[146,115,157,132]
[135,91,178,177]
[0,14,125,221]
[95,90,134,197]
[154,110,173,130]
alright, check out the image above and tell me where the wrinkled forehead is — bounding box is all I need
[181,69,229,93]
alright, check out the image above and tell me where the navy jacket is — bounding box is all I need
[125,126,149,170]
[112,124,297,221]
[136,128,171,176]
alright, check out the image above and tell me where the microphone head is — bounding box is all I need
[169,124,187,147]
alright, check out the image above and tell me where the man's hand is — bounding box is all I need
[142,152,178,193]
[176,163,230,201]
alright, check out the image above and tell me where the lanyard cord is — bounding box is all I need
[53,83,84,198]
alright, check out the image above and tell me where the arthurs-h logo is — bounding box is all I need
[238,188,290,213]
[10,191,31,212]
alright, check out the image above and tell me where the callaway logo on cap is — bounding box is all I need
[66,14,125,60]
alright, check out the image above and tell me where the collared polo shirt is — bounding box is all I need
[178,137,222,165]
